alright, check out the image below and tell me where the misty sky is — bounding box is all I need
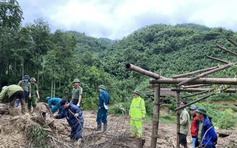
[17,0,237,40]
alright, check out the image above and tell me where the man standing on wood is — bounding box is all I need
[0,85,26,116]
[129,90,146,138]
[179,101,190,148]
[71,79,83,108]
[96,85,110,132]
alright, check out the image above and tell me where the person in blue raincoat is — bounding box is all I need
[45,97,62,114]
[53,100,84,145]
[196,108,217,148]
[96,85,110,132]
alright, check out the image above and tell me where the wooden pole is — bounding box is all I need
[177,63,235,86]
[126,63,165,79]
[176,87,181,148]
[150,78,237,85]
[216,45,237,57]
[182,89,214,99]
[172,66,218,79]
[171,88,213,92]
[174,93,213,111]
[181,84,211,88]
[227,38,237,47]
[206,56,230,64]
[150,83,160,148]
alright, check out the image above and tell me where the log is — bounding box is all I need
[216,44,237,57]
[150,78,237,85]
[172,66,218,79]
[227,38,237,47]
[182,84,211,88]
[206,56,230,64]
[126,63,165,79]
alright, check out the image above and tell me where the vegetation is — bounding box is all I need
[1,0,237,129]
[26,125,49,147]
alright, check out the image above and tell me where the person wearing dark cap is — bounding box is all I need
[53,99,84,145]
[190,106,199,148]
[179,101,190,148]
[129,90,146,138]
[71,78,83,107]
[196,108,217,148]
[96,85,110,132]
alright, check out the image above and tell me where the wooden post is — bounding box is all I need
[150,83,160,148]
[176,87,181,148]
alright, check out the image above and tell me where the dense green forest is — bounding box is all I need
[1,0,237,117]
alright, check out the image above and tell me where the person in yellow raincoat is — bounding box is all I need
[129,90,146,138]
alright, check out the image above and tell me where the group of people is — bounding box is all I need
[179,101,218,148]
[0,75,40,116]
[45,79,110,145]
[0,76,148,146]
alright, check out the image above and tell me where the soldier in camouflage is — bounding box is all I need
[28,77,40,113]
[71,79,83,107]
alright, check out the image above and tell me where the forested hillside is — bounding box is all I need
[1,1,237,111]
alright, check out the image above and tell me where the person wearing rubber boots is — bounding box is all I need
[129,90,146,138]
[53,100,84,146]
[28,77,40,113]
[96,85,110,132]
[71,78,83,108]
[0,84,26,116]
[179,101,190,148]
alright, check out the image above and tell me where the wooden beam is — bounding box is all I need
[171,88,213,92]
[172,66,218,79]
[182,84,211,88]
[174,93,213,111]
[182,89,214,99]
[216,44,237,57]
[176,63,236,86]
[126,63,166,79]
[207,56,230,64]
[227,38,237,47]
[150,78,237,85]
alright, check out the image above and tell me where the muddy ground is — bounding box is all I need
[0,102,236,148]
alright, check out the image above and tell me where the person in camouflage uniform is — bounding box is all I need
[18,75,31,103]
[71,79,83,107]
[0,85,26,116]
[28,77,40,113]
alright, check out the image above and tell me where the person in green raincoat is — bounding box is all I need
[129,90,146,138]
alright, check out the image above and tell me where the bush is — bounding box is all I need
[216,109,237,129]
[26,125,48,147]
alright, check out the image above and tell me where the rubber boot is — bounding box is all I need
[96,124,101,131]
[103,123,107,132]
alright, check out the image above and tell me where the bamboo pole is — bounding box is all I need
[172,66,218,79]
[176,62,236,86]
[182,84,211,88]
[171,88,213,92]
[126,63,165,79]
[174,94,213,111]
[227,38,237,47]
[206,56,230,64]
[150,78,237,85]
[182,89,214,99]
[150,83,160,148]
[176,87,181,148]
[216,45,237,57]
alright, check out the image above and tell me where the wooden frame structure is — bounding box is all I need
[125,38,237,148]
